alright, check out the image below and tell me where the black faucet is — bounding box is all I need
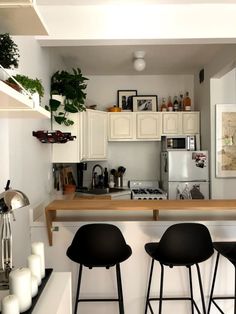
[91,164,104,189]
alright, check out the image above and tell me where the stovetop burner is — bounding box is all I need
[129,180,167,200]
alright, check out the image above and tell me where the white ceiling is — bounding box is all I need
[48,43,230,75]
[35,1,236,75]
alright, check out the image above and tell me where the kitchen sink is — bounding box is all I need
[78,187,128,195]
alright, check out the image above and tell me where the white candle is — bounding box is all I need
[9,268,32,312]
[27,254,42,285]
[1,295,19,314]
[31,242,45,279]
[31,275,38,298]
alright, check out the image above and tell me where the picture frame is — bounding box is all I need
[117,90,137,111]
[132,95,157,112]
[216,104,236,177]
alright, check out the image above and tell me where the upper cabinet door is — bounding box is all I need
[162,112,181,135]
[136,112,162,139]
[86,110,108,160]
[182,112,200,134]
[108,113,135,140]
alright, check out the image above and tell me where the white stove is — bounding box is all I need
[129,180,167,200]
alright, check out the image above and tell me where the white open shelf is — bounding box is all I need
[0,81,50,119]
[0,2,48,35]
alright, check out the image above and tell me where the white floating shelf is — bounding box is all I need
[0,2,48,35]
[0,81,50,119]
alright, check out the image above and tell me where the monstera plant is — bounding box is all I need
[46,68,88,126]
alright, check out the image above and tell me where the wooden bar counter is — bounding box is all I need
[45,199,236,246]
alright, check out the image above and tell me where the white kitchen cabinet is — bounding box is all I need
[136,112,162,140]
[162,112,181,135]
[80,109,108,161]
[108,112,135,140]
[0,81,50,119]
[52,109,108,163]
[182,112,200,134]
[162,111,199,135]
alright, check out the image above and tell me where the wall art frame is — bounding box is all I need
[117,90,137,111]
[132,95,157,112]
[216,104,236,177]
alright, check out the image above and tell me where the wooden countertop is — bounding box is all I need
[45,199,236,246]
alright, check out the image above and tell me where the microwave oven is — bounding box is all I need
[161,135,200,151]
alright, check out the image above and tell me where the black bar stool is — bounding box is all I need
[66,223,132,314]
[208,241,236,314]
[144,223,214,314]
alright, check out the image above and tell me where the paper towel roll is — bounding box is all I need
[31,242,45,279]
[1,295,19,314]
[31,275,38,298]
[9,268,32,312]
[27,254,42,286]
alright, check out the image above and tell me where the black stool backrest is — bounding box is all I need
[67,223,132,267]
[157,223,214,266]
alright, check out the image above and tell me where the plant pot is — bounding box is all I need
[52,94,65,104]
[63,184,76,195]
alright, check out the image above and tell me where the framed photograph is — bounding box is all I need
[132,95,157,112]
[216,104,236,177]
[117,90,137,111]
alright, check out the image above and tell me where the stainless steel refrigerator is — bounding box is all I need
[160,151,209,199]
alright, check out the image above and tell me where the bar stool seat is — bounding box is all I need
[144,223,214,314]
[208,241,236,314]
[66,223,132,314]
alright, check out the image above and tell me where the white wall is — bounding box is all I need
[194,45,236,199]
[0,36,63,268]
[80,74,194,186]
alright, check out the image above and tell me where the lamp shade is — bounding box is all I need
[0,190,29,214]
[133,58,146,71]
[133,51,146,72]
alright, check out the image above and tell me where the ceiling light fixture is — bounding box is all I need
[133,51,146,72]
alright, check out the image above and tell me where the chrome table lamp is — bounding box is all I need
[0,181,29,290]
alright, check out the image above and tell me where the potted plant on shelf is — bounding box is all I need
[0,33,20,69]
[6,74,44,106]
[45,68,88,126]
[0,33,20,81]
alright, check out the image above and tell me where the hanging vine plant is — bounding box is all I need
[45,68,89,126]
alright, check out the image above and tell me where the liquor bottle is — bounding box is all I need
[183,92,191,111]
[173,96,179,111]
[161,98,167,111]
[104,167,109,188]
[167,96,173,111]
[179,94,184,111]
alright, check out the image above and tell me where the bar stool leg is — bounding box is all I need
[159,264,164,314]
[116,264,124,314]
[196,263,206,314]
[234,266,236,314]
[144,258,155,314]
[188,266,195,314]
[207,252,220,314]
[74,264,83,314]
